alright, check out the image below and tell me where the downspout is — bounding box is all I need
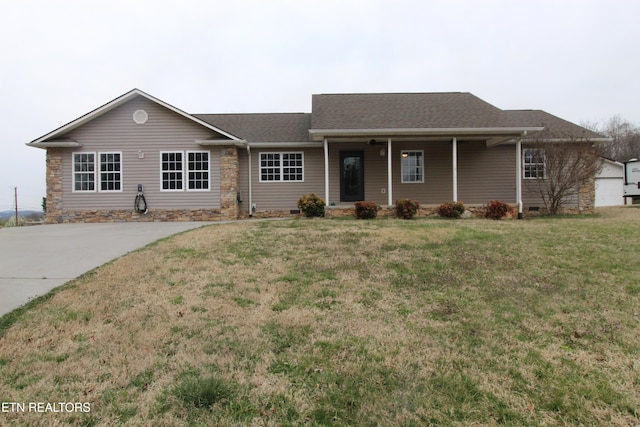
[324,138,329,205]
[247,144,253,217]
[387,138,393,206]
[452,137,458,202]
[516,133,525,219]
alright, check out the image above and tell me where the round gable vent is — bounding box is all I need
[133,109,148,124]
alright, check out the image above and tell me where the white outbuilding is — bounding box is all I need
[595,158,624,207]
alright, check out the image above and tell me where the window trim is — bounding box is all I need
[72,152,97,193]
[186,150,210,192]
[98,151,123,192]
[400,150,424,184]
[523,148,546,179]
[259,151,304,183]
[160,151,185,192]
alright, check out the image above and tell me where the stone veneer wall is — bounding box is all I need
[219,146,239,220]
[54,209,224,223]
[45,148,63,224]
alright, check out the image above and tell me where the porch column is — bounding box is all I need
[324,138,329,205]
[387,138,393,205]
[516,138,524,219]
[452,137,458,202]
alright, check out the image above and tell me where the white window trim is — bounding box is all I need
[72,152,97,193]
[523,148,546,180]
[160,151,185,192]
[400,150,425,184]
[186,150,211,192]
[259,151,305,183]
[98,151,123,193]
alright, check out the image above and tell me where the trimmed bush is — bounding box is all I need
[437,201,465,219]
[485,200,510,220]
[297,193,326,217]
[395,199,420,219]
[354,201,381,219]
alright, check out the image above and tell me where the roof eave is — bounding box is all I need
[309,127,544,141]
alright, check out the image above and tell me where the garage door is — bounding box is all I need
[595,178,623,206]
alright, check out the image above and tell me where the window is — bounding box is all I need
[99,152,122,191]
[401,150,424,183]
[260,152,304,182]
[523,148,545,179]
[187,151,209,190]
[161,152,184,190]
[73,153,96,191]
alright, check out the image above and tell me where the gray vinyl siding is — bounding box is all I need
[457,143,516,204]
[240,147,325,211]
[391,141,453,205]
[58,96,225,211]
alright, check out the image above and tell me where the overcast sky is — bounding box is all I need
[1,0,639,212]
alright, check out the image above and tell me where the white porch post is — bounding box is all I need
[387,138,393,206]
[516,138,524,219]
[323,138,329,205]
[452,137,458,202]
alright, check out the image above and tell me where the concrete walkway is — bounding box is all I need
[0,222,211,316]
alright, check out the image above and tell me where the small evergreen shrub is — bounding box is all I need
[297,193,326,217]
[437,201,465,219]
[354,201,380,219]
[485,200,510,220]
[395,199,420,219]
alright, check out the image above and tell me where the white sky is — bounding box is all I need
[1,0,639,211]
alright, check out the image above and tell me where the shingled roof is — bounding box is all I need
[195,113,311,142]
[502,110,606,140]
[196,92,606,143]
[310,92,507,130]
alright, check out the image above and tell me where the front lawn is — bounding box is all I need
[0,208,639,426]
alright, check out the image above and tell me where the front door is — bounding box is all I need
[340,151,364,202]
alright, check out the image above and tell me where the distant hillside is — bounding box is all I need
[0,210,44,220]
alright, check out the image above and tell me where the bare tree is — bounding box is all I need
[524,136,603,215]
[581,115,640,162]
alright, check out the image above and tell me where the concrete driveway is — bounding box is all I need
[0,222,211,317]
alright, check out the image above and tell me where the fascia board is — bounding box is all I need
[247,142,324,148]
[196,139,248,147]
[309,127,544,141]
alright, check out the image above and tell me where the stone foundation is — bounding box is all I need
[49,209,225,223]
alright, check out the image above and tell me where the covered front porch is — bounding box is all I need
[313,128,543,217]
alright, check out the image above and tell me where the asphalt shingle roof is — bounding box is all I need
[195,113,311,142]
[195,93,606,142]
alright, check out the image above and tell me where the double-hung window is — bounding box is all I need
[73,153,96,192]
[401,150,424,183]
[260,152,304,182]
[99,152,122,191]
[73,152,122,192]
[523,148,545,179]
[161,151,210,191]
[187,151,210,190]
[161,152,184,190]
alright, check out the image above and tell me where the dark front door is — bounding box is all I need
[340,151,364,202]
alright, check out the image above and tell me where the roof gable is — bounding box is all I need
[28,89,240,147]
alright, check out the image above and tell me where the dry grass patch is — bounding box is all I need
[1,209,639,426]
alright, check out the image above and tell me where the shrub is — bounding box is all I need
[395,199,420,219]
[485,200,511,220]
[354,201,381,219]
[297,193,326,217]
[437,201,465,219]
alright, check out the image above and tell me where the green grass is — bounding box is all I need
[0,208,639,426]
